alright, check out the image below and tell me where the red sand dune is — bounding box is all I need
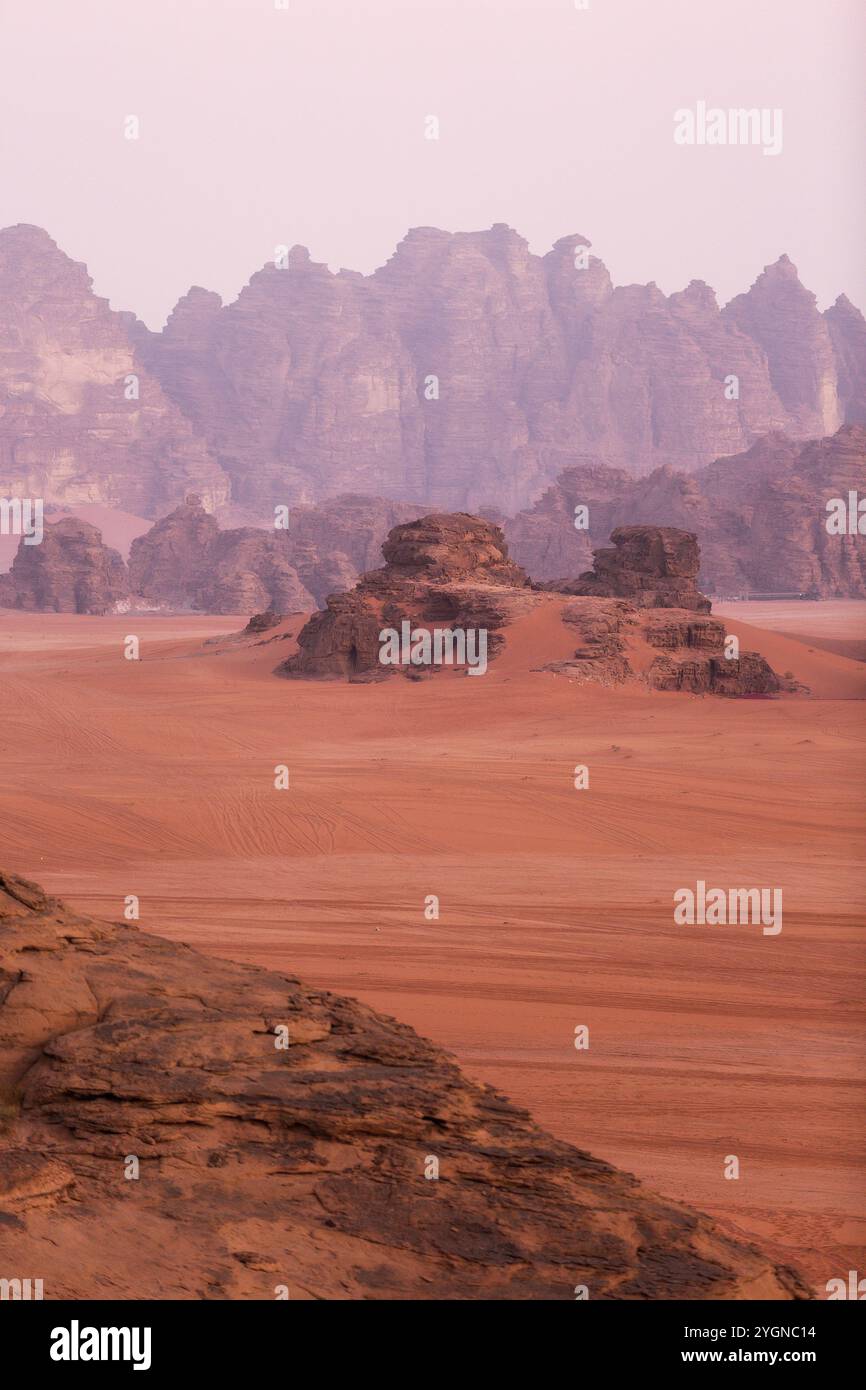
[0,602,863,1294]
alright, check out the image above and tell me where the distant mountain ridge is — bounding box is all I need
[504,424,866,597]
[1,222,864,520]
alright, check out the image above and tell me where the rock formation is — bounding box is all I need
[0,517,129,614]
[0,224,229,514]
[826,296,866,425]
[560,526,712,612]
[285,494,426,604]
[695,425,866,597]
[280,513,537,681]
[0,869,806,1299]
[722,255,842,436]
[281,512,781,696]
[127,496,315,613]
[545,600,781,697]
[139,233,860,513]
[506,424,866,597]
[4,222,861,519]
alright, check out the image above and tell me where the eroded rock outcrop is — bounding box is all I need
[280,512,781,696]
[696,425,866,597]
[0,870,807,1300]
[545,600,780,696]
[0,517,129,614]
[128,496,315,613]
[561,526,712,612]
[279,513,536,680]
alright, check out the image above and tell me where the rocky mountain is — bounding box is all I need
[0,225,229,515]
[0,516,128,614]
[280,512,781,697]
[3,221,863,519]
[133,230,864,514]
[0,869,806,1299]
[506,424,866,597]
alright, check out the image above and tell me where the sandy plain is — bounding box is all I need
[1,600,864,1295]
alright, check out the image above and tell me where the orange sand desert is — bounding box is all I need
[1,601,864,1294]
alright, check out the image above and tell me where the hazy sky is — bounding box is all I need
[1,0,863,327]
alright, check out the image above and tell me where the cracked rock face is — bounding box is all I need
[561,525,713,613]
[0,871,807,1299]
[279,513,534,681]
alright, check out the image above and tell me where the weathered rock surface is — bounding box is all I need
[506,424,866,597]
[696,425,866,597]
[0,224,229,514]
[640,611,781,696]
[286,494,426,604]
[281,512,781,696]
[280,513,535,681]
[0,517,128,614]
[127,496,315,614]
[545,600,781,697]
[0,870,807,1299]
[560,525,712,612]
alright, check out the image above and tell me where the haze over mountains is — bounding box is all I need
[2,222,864,522]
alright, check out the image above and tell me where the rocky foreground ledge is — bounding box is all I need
[0,872,807,1299]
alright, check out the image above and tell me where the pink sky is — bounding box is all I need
[1,0,863,327]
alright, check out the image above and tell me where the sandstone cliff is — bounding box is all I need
[0,225,229,514]
[140,231,850,513]
[6,221,857,518]
[0,870,806,1299]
